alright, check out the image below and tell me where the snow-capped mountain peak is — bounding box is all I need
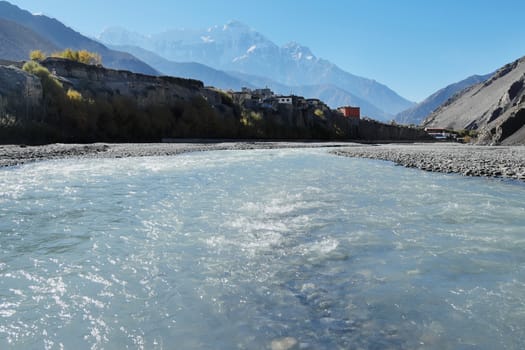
[282,41,316,61]
[201,35,214,43]
[222,20,251,31]
[99,21,414,116]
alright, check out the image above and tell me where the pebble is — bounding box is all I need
[271,337,298,350]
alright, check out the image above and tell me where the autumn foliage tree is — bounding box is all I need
[29,49,102,65]
[52,49,102,65]
[29,50,46,61]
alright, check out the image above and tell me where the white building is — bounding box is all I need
[277,96,293,104]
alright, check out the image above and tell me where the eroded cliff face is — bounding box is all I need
[476,72,525,145]
[40,58,223,108]
[0,63,42,122]
[4,58,240,143]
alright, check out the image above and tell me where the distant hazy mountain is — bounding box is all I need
[423,55,525,145]
[114,44,392,120]
[395,74,492,125]
[99,22,415,116]
[0,18,59,61]
[108,44,254,90]
[0,1,157,75]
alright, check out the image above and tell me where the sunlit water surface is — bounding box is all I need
[1,148,525,349]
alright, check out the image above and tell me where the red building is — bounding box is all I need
[338,106,360,119]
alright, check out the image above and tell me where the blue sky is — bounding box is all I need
[7,0,525,102]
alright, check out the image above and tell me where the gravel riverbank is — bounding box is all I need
[0,141,356,168]
[3,142,525,182]
[332,143,525,181]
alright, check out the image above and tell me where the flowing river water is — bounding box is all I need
[1,148,525,349]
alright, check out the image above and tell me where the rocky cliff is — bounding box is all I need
[423,56,525,145]
[1,58,431,144]
[41,58,208,106]
[0,58,239,143]
[0,63,42,122]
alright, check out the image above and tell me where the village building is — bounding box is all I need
[277,96,293,104]
[232,87,360,119]
[338,106,361,119]
[424,128,455,140]
[232,87,279,108]
[306,98,322,107]
[253,88,273,99]
[260,97,277,109]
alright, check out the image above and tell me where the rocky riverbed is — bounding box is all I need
[333,143,525,181]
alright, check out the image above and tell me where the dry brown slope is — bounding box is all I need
[423,56,525,144]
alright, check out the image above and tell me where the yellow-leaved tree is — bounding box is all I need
[29,49,102,65]
[50,49,102,65]
[77,50,102,65]
[29,50,46,61]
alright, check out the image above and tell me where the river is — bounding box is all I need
[1,148,525,349]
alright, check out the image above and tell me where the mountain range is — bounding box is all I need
[99,23,415,120]
[0,1,157,75]
[110,43,393,121]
